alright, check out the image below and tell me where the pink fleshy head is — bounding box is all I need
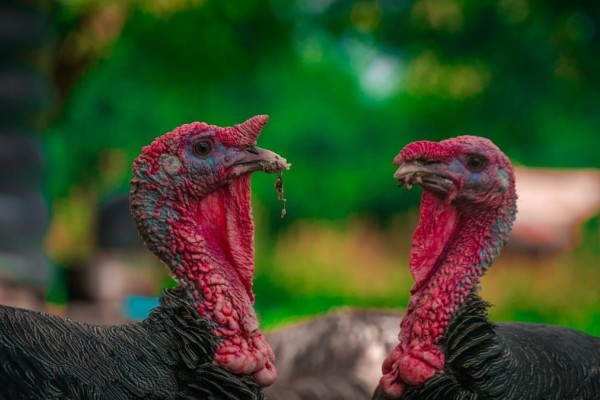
[379,135,517,398]
[130,115,288,388]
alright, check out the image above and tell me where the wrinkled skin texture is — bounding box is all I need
[374,292,600,400]
[130,115,289,387]
[0,116,287,398]
[376,136,600,400]
[380,136,518,396]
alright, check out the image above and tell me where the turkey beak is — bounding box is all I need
[230,146,291,175]
[394,161,454,194]
[394,162,427,189]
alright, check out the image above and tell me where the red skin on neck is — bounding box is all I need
[166,176,276,386]
[380,191,501,396]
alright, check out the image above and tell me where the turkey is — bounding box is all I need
[0,115,290,399]
[264,309,400,400]
[374,136,600,399]
[83,188,402,400]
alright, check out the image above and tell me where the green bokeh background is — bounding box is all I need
[44,0,600,333]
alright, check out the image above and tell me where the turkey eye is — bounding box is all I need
[193,140,213,157]
[466,155,486,171]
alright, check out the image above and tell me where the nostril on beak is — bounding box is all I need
[244,146,260,155]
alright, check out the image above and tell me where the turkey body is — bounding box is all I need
[0,287,265,400]
[381,293,600,400]
[265,309,400,400]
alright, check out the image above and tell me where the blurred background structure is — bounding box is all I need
[0,0,598,334]
[0,0,53,311]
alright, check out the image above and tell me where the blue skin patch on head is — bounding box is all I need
[448,159,484,185]
[447,159,465,175]
[204,157,217,172]
[496,168,510,192]
[468,173,481,186]
[446,159,492,199]
[186,142,238,176]
[179,130,220,176]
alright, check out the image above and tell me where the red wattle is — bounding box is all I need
[409,192,459,290]
[171,175,274,385]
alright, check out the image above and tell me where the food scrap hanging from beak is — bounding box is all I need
[275,171,287,218]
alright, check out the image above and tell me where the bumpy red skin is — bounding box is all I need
[130,116,279,386]
[380,136,517,397]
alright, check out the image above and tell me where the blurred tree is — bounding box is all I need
[46,0,600,231]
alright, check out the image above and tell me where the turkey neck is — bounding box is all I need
[130,174,256,320]
[130,174,276,386]
[401,190,516,360]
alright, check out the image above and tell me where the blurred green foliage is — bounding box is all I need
[47,0,600,224]
[44,1,600,334]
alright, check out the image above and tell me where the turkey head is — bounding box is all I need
[130,115,289,387]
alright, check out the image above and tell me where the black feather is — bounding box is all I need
[374,292,600,400]
[0,287,266,399]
